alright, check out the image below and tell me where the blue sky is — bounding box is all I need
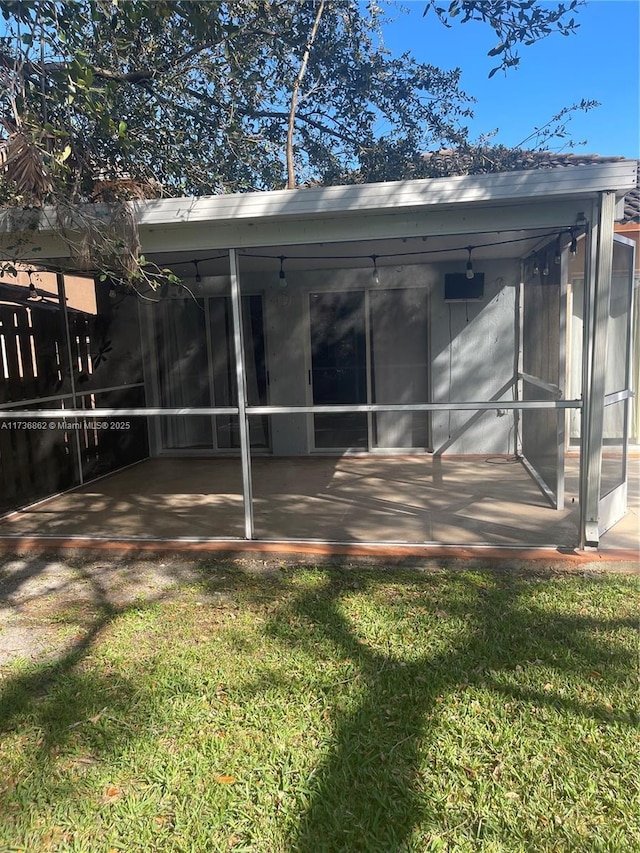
[380,0,639,158]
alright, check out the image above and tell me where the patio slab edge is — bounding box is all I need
[0,536,637,573]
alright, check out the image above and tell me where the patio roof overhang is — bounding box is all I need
[0,161,636,271]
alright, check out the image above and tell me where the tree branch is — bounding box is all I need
[286,0,325,189]
[0,38,222,87]
[179,83,362,147]
[250,108,361,147]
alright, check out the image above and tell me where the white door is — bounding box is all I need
[596,235,635,535]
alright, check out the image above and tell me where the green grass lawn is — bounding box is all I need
[1,563,638,852]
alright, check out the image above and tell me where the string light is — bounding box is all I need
[370,254,380,286]
[27,270,37,299]
[278,255,287,289]
[570,231,578,256]
[532,257,539,276]
[15,229,584,287]
[241,228,578,269]
[554,236,561,265]
[542,255,549,277]
[465,246,474,280]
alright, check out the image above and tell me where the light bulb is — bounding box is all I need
[371,255,380,286]
[26,271,37,299]
[465,247,474,280]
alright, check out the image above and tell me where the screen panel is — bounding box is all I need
[521,249,562,504]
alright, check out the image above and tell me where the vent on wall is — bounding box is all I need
[444,272,485,302]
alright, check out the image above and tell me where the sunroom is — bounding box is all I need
[0,161,636,552]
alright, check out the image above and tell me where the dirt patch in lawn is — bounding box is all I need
[0,550,305,668]
[0,554,208,667]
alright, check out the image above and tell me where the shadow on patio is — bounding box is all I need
[0,455,579,547]
[0,453,637,551]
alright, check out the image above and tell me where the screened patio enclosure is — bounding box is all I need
[0,161,636,551]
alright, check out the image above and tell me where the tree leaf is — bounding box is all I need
[57,144,72,164]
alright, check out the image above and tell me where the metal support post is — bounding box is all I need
[58,272,84,485]
[556,248,568,511]
[514,263,524,459]
[229,248,255,539]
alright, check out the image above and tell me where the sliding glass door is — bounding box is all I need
[153,294,269,452]
[209,294,269,450]
[309,288,430,451]
[156,297,211,450]
[370,288,430,449]
[309,290,368,449]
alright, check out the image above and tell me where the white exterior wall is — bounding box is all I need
[430,259,518,454]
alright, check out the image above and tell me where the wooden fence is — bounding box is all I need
[0,294,148,516]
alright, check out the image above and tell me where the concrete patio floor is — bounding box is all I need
[0,454,637,554]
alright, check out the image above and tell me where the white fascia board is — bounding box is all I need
[132,161,637,228]
[138,199,588,255]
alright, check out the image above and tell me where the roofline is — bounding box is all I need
[0,161,636,246]
[130,161,638,228]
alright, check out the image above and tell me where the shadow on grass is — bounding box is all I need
[0,554,226,747]
[0,556,637,851]
[257,567,639,852]
[0,554,295,848]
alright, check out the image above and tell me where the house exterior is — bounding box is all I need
[0,160,636,551]
[421,151,639,447]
